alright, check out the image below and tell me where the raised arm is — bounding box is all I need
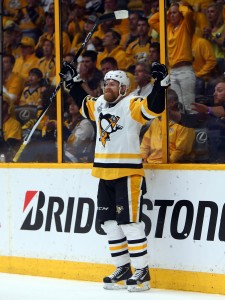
[147,62,170,114]
[59,62,88,109]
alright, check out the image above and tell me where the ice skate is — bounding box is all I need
[103,263,132,290]
[127,266,150,292]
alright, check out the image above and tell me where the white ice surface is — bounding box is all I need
[0,273,225,300]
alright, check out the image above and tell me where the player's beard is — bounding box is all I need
[104,90,118,103]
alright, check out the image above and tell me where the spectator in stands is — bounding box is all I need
[181,0,209,32]
[103,0,118,13]
[141,89,195,163]
[3,0,24,24]
[100,57,118,76]
[79,50,103,97]
[47,2,54,14]
[213,0,225,21]
[63,53,76,63]
[38,38,56,85]
[130,62,154,138]
[121,11,140,49]
[99,57,136,94]
[1,93,22,162]
[149,42,160,64]
[3,54,24,105]
[35,12,71,57]
[92,19,117,49]
[149,2,196,112]
[126,17,152,69]
[127,0,142,11]
[3,20,22,58]
[96,29,128,70]
[103,0,129,35]
[169,76,225,163]
[143,0,160,42]
[19,68,43,106]
[91,0,129,43]
[192,29,217,97]
[142,0,158,18]
[20,85,57,162]
[203,3,225,76]
[71,15,98,55]
[64,97,96,163]
[189,76,225,117]
[66,0,86,38]
[12,36,39,82]
[16,0,45,42]
[130,62,153,97]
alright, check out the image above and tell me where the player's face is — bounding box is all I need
[104,80,120,102]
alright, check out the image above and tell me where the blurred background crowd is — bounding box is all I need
[1,0,225,163]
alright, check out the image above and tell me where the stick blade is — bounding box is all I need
[99,10,128,22]
[114,10,129,20]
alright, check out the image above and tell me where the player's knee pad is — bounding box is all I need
[102,220,126,239]
[120,222,146,238]
[102,220,117,233]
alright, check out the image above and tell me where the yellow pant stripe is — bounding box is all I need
[129,175,142,222]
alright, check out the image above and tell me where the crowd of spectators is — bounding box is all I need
[1,0,225,163]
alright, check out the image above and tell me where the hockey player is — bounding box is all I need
[59,61,169,292]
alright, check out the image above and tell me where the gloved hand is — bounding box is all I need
[151,62,170,87]
[59,62,77,89]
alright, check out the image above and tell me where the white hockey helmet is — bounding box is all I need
[104,70,130,95]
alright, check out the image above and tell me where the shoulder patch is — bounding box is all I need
[133,96,144,102]
[86,95,97,102]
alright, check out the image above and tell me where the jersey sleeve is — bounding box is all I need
[129,96,160,124]
[80,95,97,122]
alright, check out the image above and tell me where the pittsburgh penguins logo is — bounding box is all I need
[98,113,123,147]
[116,205,124,214]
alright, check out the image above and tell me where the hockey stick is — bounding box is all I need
[13,10,128,162]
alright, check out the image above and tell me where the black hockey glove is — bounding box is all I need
[59,62,77,89]
[151,62,170,87]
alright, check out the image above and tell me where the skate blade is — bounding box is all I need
[104,281,127,290]
[127,281,150,292]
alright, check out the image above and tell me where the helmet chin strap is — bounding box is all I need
[109,85,126,104]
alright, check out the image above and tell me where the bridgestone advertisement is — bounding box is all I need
[0,168,225,274]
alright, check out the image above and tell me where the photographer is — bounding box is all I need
[169,76,225,163]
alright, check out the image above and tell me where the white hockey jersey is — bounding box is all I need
[80,94,160,180]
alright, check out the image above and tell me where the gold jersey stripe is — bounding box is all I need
[95,153,142,159]
[92,167,145,180]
